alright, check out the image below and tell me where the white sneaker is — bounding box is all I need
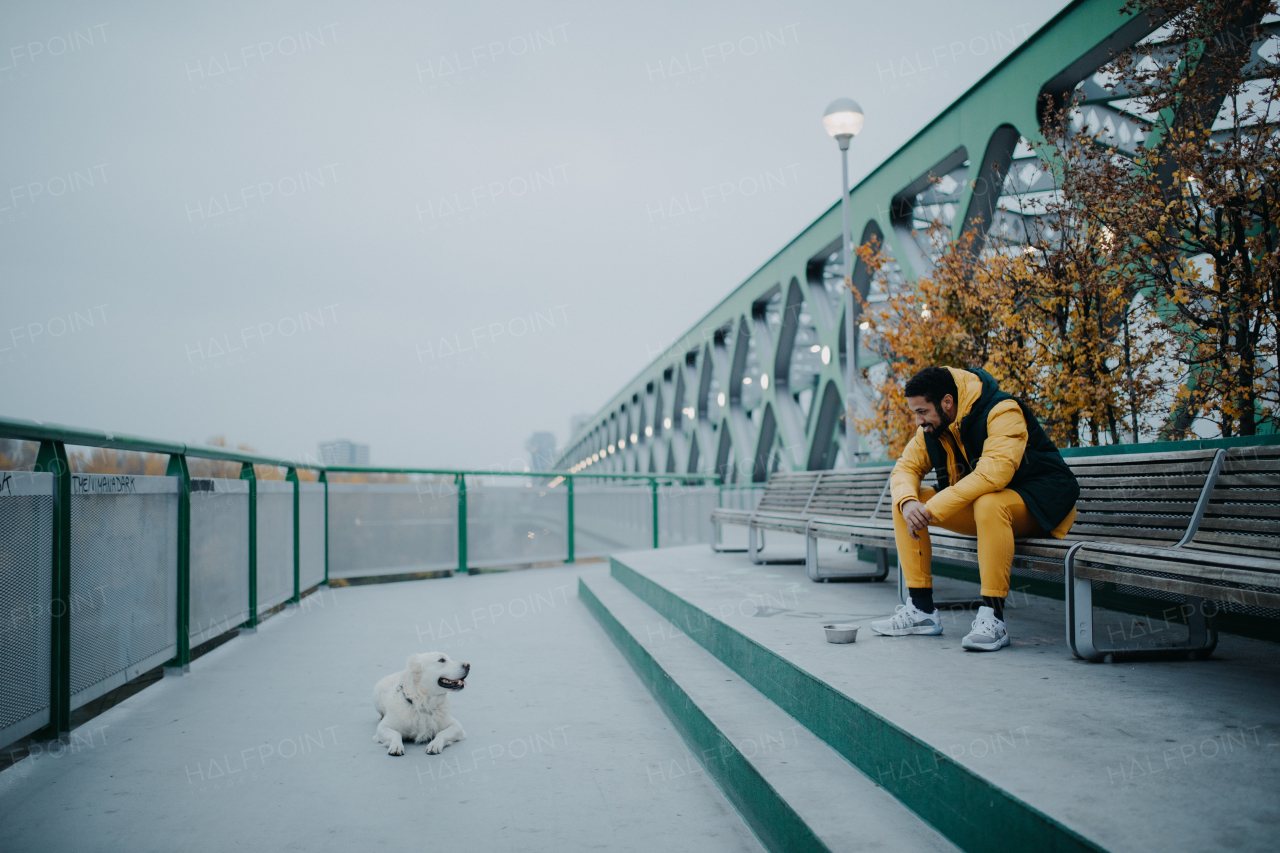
[962,606,1010,651]
[870,603,942,636]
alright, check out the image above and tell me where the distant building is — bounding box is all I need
[525,432,557,471]
[319,439,370,466]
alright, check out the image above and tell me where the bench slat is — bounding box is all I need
[1078,488,1204,500]
[1076,475,1207,488]
[1207,488,1280,503]
[1068,523,1185,539]
[1221,460,1280,472]
[1196,516,1280,534]
[1074,512,1199,528]
[1075,541,1280,574]
[1068,462,1213,478]
[1186,538,1280,555]
[1213,473,1280,488]
[1065,448,1219,466]
[1076,501,1199,513]
[1074,565,1280,610]
[1190,529,1280,552]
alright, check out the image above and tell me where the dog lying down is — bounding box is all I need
[373,652,470,756]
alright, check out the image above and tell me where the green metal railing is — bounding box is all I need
[323,463,720,574]
[0,416,719,741]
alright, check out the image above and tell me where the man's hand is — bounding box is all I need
[901,500,932,540]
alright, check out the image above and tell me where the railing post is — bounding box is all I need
[287,467,300,603]
[166,453,191,672]
[240,462,258,630]
[565,475,575,564]
[35,440,71,737]
[319,470,329,586]
[651,477,659,549]
[456,473,468,574]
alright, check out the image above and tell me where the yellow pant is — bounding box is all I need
[893,487,1045,598]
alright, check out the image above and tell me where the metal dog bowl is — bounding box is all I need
[823,623,859,644]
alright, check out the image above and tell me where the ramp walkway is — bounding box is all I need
[5,549,1278,852]
[0,565,763,853]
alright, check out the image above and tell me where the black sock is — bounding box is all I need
[982,596,1004,621]
[909,587,934,613]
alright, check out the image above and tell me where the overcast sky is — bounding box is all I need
[1,0,1064,470]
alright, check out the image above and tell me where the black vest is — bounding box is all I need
[922,368,1080,532]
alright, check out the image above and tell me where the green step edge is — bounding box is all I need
[577,577,832,853]
[609,558,1109,853]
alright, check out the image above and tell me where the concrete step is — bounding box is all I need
[606,553,1117,853]
[579,572,960,853]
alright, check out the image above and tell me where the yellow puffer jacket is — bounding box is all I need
[889,367,1073,538]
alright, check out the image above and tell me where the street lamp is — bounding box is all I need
[823,97,864,468]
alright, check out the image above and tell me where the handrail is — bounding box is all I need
[325,464,718,482]
[0,416,319,470]
[0,415,721,482]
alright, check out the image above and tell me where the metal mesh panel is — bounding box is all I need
[190,478,249,645]
[327,482,457,578]
[69,474,177,709]
[657,485,718,548]
[1100,563,1280,621]
[256,481,294,613]
[298,482,325,590]
[467,481,567,568]
[0,472,53,748]
[575,485,653,557]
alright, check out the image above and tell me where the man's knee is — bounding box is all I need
[973,492,1010,526]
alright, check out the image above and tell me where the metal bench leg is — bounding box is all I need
[806,529,820,582]
[1184,597,1219,660]
[1070,576,1105,661]
[1065,543,1104,662]
[805,532,889,582]
[747,525,806,565]
[1067,543,1220,662]
[748,525,764,564]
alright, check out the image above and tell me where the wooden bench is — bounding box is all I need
[802,467,897,581]
[1066,444,1280,661]
[709,472,819,561]
[709,469,895,578]
[808,448,1225,609]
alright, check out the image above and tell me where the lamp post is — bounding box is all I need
[823,98,865,469]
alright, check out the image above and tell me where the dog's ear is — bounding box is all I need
[406,655,423,684]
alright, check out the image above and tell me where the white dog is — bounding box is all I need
[372,652,470,756]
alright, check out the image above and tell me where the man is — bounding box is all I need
[870,366,1079,651]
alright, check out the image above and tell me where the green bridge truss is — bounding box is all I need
[556,0,1270,481]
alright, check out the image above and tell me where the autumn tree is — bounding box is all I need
[854,228,1011,454]
[856,210,1172,453]
[984,95,1179,448]
[854,0,1276,453]
[1091,0,1280,436]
